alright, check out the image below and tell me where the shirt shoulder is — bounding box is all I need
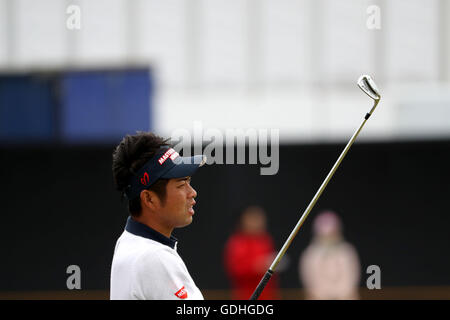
[131,244,202,300]
[134,245,181,275]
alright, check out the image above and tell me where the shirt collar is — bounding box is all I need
[125,216,178,250]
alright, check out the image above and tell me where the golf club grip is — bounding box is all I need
[249,270,274,300]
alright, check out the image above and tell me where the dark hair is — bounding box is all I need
[112,132,170,217]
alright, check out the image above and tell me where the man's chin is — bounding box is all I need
[177,216,193,228]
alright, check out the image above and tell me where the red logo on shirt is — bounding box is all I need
[174,286,188,299]
[140,172,149,186]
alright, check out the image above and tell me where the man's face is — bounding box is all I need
[157,176,197,230]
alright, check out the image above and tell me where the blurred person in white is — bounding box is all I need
[299,210,360,300]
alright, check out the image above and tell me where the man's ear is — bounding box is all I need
[140,190,160,211]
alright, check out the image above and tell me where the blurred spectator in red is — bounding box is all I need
[224,206,280,300]
[299,210,361,300]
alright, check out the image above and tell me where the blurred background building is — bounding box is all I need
[1,0,450,299]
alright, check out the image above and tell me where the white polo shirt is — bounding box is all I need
[110,216,204,300]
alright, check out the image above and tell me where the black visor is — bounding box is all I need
[125,147,206,200]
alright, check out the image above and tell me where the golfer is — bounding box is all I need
[110,132,206,300]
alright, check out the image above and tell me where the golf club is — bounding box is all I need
[249,75,381,300]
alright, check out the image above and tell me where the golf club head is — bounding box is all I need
[358,75,381,102]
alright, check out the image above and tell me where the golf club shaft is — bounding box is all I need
[250,110,375,301]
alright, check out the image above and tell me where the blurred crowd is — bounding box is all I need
[223,206,360,300]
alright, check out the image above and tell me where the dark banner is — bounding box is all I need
[1,140,449,291]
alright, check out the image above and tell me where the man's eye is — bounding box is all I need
[177,178,191,187]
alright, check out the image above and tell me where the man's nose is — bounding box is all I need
[189,184,197,198]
